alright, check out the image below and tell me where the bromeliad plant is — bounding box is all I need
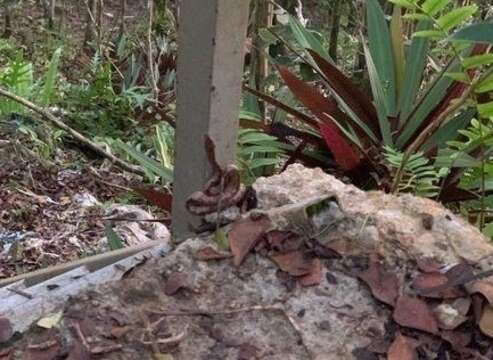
[246,0,493,198]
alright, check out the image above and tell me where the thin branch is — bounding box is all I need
[0,87,145,176]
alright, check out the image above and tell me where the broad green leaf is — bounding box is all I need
[367,0,397,116]
[422,108,475,152]
[403,13,429,21]
[239,145,284,155]
[422,0,450,16]
[413,30,444,39]
[391,6,406,96]
[364,44,392,146]
[387,0,416,10]
[287,15,333,66]
[248,158,280,170]
[214,229,229,250]
[258,28,278,45]
[478,101,493,118]
[436,5,478,32]
[444,72,470,83]
[476,73,493,94]
[115,140,173,182]
[39,47,62,106]
[450,23,493,44]
[239,109,262,121]
[435,149,480,168]
[462,54,493,69]
[399,21,431,123]
[483,222,493,238]
[239,132,279,144]
[242,75,262,119]
[105,224,125,250]
[397,63,455,148]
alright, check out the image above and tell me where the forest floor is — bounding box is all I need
[0,134,138,278]
[0,0,164,280]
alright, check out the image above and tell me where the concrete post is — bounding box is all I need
[172,0,250,239]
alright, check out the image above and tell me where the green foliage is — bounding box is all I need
[104,224,125,250]
[0,53,33,115]
[113,137,174,185]
[386,0,493,122]
[63,51,152,138]
[0,46,64,158]
[38,47,62,106]
[247,1,493,202]
[450,23,493,44]
[237,129,286,185]
[384,146,442,197]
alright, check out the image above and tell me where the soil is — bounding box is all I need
[0,136,137,278]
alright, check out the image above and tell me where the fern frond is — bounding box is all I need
[384,146,441,197]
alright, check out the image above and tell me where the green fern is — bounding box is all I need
[0,54,33,115]
[237,129,285,185]
[384,146,441,197]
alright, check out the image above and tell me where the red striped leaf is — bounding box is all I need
[318,122,361,171]
[307,49,380,139]
[278,65,341,123]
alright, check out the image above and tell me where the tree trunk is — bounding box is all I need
[119,0,126,36]
[97,0,103,44]
[328,0,342,64]
[84,0,97,46]
[48,0,56,29]
[2,4,12,38]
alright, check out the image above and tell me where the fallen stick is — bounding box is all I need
[0,240,163,287]
[0,87,145,176]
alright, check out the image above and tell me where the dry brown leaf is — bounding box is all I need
[110,326,131,339]
[479,304,493,338]
[265,230,303,253]
[393,295,439,334]
[472,293,484,324]
[0,348,12,358]
[412,272,464,299]
[67,338,91,360]
[387,334,417,360]
[467,277,493,304]
[270,251,314,277]
[164,272,188,296]
[37,312,63,329]
[229,214,272,266]
[238,343,259,360]
[27,340,62,360]
[194,246,232,261]
[299,258,323,287]
[440,330,471,350]
[357,259,399,306]
[0,318,13,344]
[416,258,443,273]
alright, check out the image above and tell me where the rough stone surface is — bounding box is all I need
[254,164,493,268]
[103,204,171,247]
[4,164,493,359]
